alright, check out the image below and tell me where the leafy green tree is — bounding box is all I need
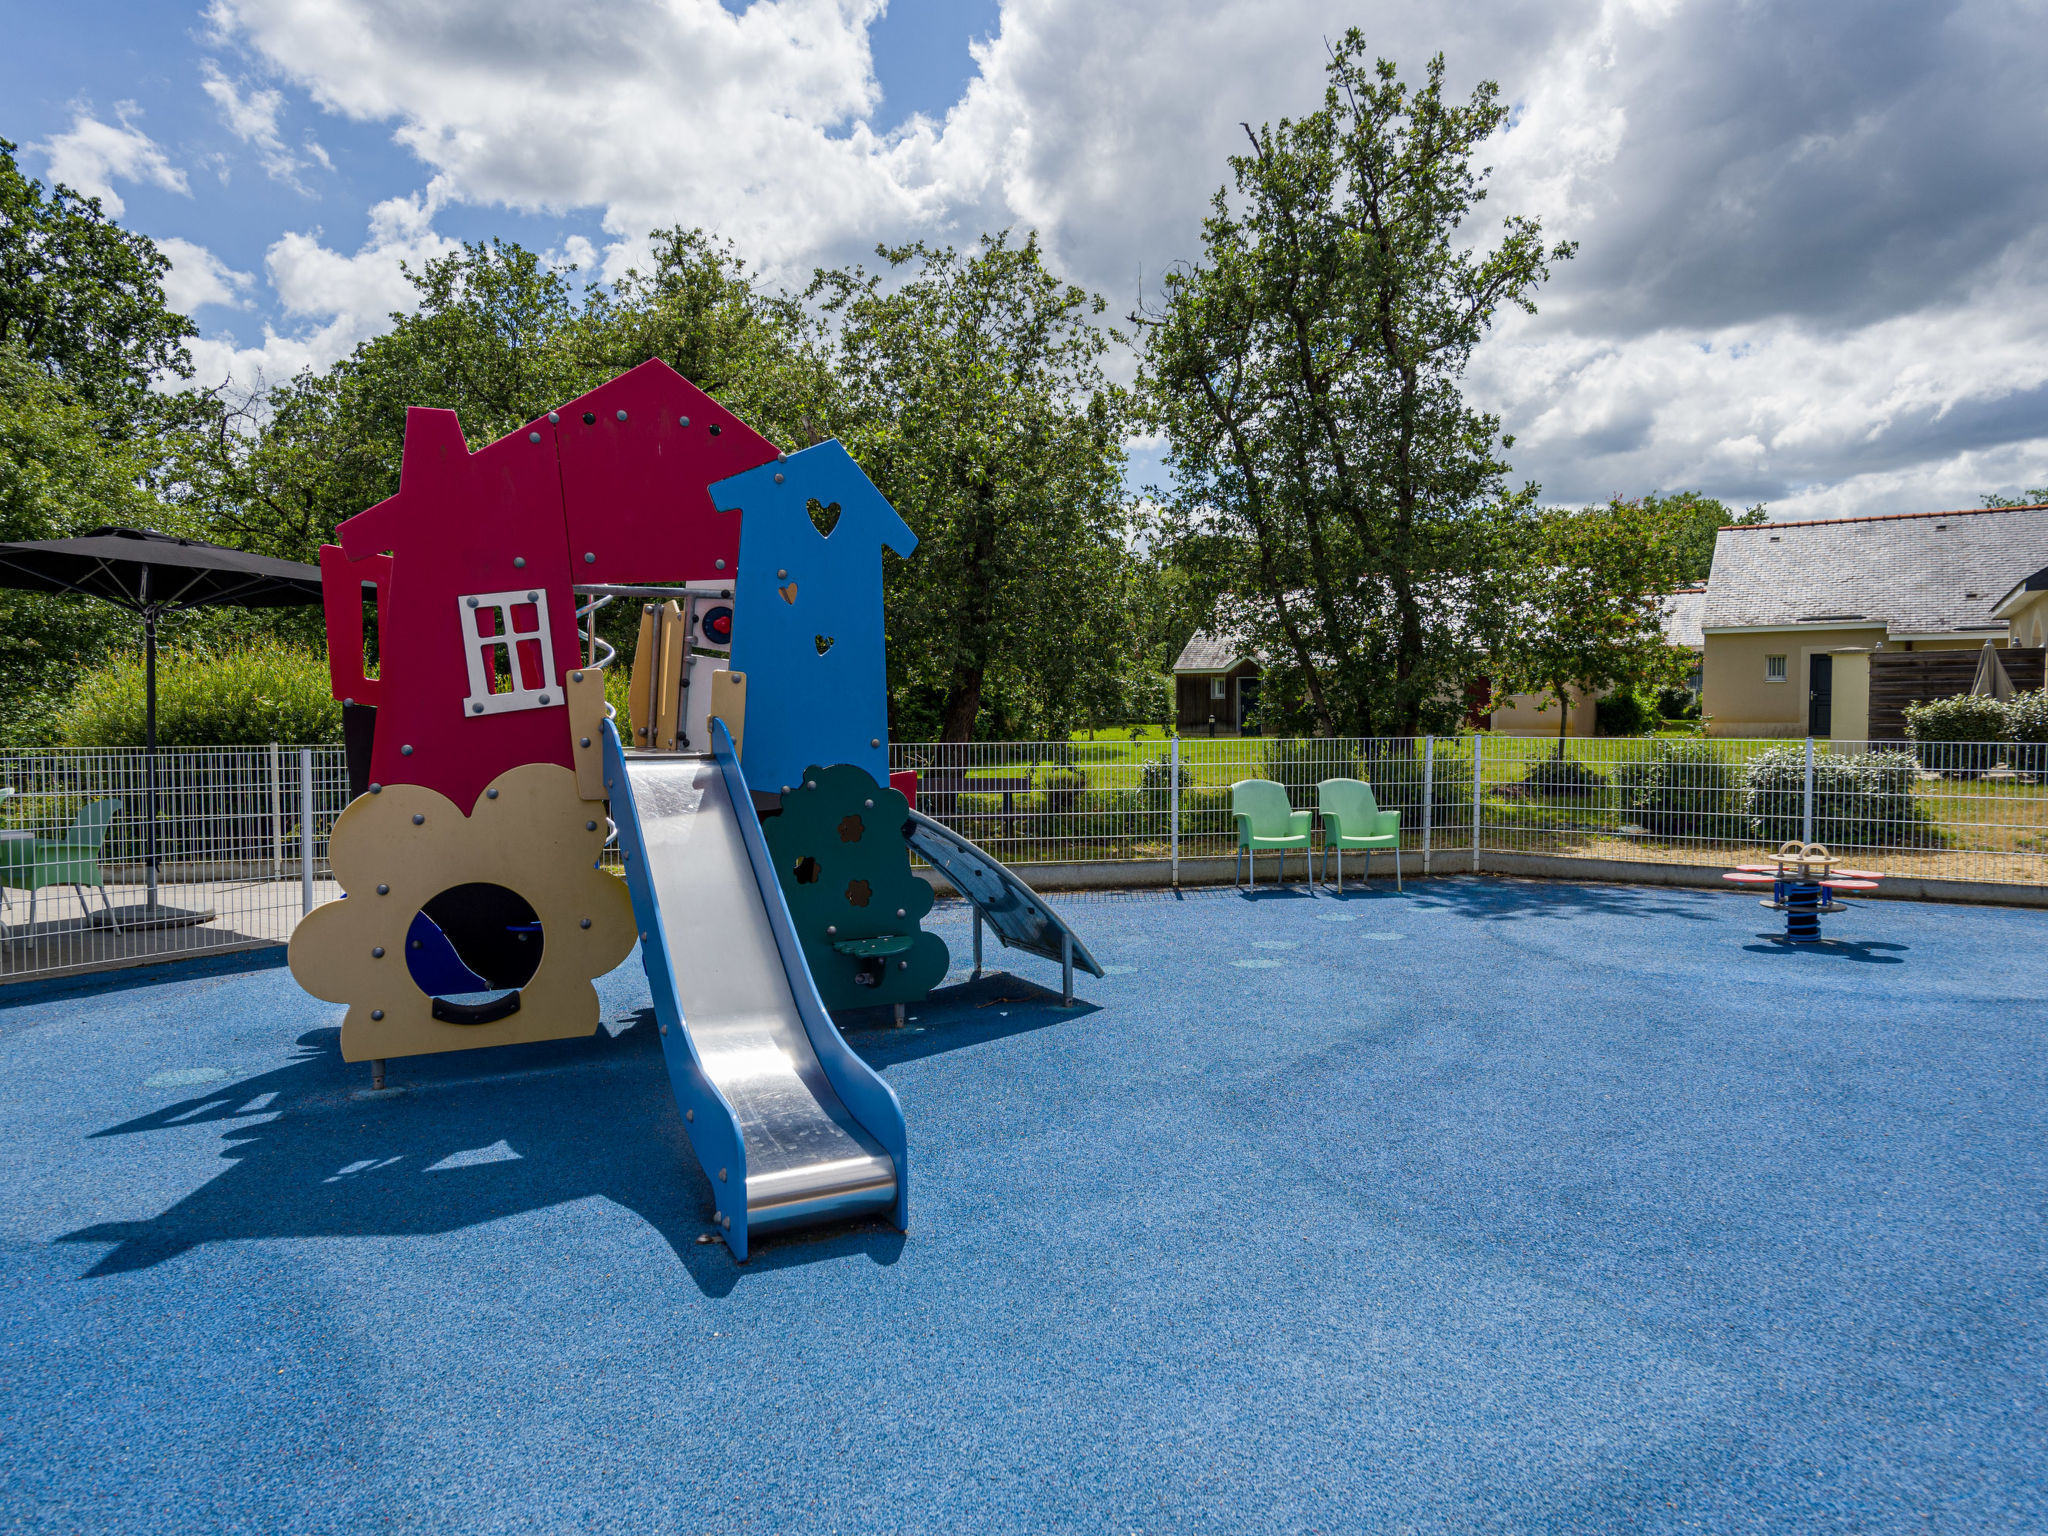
[0,142,212,741]
[1634,491,1767,585]
[1138,33,1573,737]
[0,138,195,414]
[579,227,835,449]
[0,346,182,741]
[811,233,1137,741]
[1495,497,1694,753]
[1982,488,2048,509]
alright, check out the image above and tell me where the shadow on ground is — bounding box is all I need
[1741,936,1909,962]
[56,1014,918,1296]
[839,972,1099,1068]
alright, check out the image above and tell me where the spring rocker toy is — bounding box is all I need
[1721,840,1885,943]
[290,360,1099,1259]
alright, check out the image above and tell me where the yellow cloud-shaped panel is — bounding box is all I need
[290,763,636,1062]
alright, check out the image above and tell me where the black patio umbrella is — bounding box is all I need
[0,527,324,912]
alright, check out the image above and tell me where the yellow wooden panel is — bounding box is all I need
[627,602,659,749]
[289,762,636,1062]
[565,665,609,800]
[710,668,747,761]
[652,601,686,750]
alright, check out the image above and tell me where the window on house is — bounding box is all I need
[1765,654,1788,683]
[1210,677,1228,700]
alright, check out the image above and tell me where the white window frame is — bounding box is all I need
[1764,654,1788,683]
[1210,676,1228,700]
[460,589,562,717]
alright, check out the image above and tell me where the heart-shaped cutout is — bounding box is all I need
[778,582,798,604]
[814,634,836,655]
[807,499,841,537]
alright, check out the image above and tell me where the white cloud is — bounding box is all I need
[38,104,188,217]
[187,0,2048,516]
[156,237,256,314]
[201,60,327,190]
[183,181,461,390]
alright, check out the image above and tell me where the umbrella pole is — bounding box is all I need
[145,605,159,917]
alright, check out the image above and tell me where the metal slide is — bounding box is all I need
[603,719,907,1261]
[903,809,1105,1004]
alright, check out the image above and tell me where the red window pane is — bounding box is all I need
[516,638,546,690]
[474,606,500,638]
[511,603,539,633]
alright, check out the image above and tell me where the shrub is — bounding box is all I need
[606,666,635,743]
[1042,767,1086,816]
[1358,742,1475,835]
[1742,746,1934,848]
[1594,689,1660,737]
[1655,686,1701,722]
[1517,755,1611,800]
[2006,688,2048,744]
[1902,694,2008,744]
[1617,739,1746,839]
[1139,753,1193,796]
[57,640,340,747]
[1259,737,1346,810]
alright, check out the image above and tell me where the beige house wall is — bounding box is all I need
[2005,591,2048,649]
[1486,688,1599,738]
[1702,627,1886,737]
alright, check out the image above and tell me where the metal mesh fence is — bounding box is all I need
[1,745,348,982]
[893,733,2048,888]
[6,733,2042,986]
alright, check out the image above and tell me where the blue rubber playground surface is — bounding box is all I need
[3,876,2045,1534]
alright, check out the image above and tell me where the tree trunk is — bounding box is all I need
[1555,686,1570,758]
[939,668,984,744]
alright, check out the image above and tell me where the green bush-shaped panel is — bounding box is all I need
[762,762,950,1011]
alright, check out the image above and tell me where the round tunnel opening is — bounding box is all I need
[405,883,544,1007]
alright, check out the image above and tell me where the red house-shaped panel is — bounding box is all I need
[335,407,582,814]
[556,360,781,584]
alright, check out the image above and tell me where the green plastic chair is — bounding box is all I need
[0,798,122,937]
[1316,779,1402,892]
[1231,779,1312,886]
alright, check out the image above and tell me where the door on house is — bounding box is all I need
[1236,677,1261,734]
[1808,653,1833,736]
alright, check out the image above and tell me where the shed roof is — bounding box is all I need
[1172,630,1248,672]
[1701,505,2048,635]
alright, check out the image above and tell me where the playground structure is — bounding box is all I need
[1722,840,1885,943]
[290,359,1100,1259]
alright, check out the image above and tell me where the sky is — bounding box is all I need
[7,0,2047,521]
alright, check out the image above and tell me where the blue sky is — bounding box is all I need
[9,0,2048,520]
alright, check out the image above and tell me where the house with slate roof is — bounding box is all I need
[1699,504,2048,737]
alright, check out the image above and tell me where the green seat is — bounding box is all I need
[0,798,122,936]
[1231,779,1312,887]
[1316,779,1401,892]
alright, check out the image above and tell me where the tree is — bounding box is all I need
[579,227,835,450]
[0,141,207,742]
[0,138,195,415]
[811,233,1138,742]
[1637,491,1767,585]
[1983,488,2048,509]
[1495,497,1694,753]
[1138,34,1573,737]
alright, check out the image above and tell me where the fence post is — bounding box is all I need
[299,747,315,917]
[1168,735,1181,888]
[1421,735,1435,876]
[1471,733,1482,874]
[1802,736,1815,845]
[269,742,282,883]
